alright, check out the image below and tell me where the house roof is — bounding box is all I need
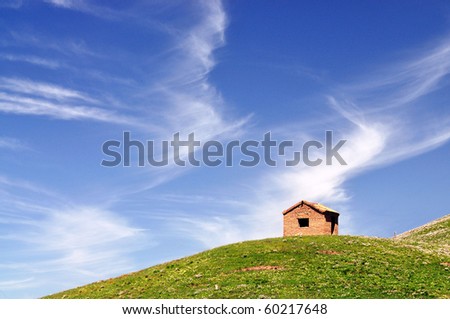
[282,200,339,216]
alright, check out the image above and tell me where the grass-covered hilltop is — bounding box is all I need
[46,215,449,299]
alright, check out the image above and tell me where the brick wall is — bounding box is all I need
[283,204,339,236]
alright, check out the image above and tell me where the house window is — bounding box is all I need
[298,218,309,227]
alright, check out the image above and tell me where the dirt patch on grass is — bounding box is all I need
[440,262,450,267]
[318,250,342,255]
[239,265,284,272]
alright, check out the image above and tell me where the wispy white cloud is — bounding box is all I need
[19,207,148,281]
[0,77,139,124]
[0,175,150,296]
[0,174,63,202]
[153,0,246,141]
[175,37,450,248]
[0,54,61,69]
[0,278,35,291]
[7,31,103,58]
[94,0,249,193]
[176,215,248,248]
[0,96,131,123]
[0,137,28,151]
[1,0,247,138]
[44,0,76,9]
[29,207,142,251]
[0,0,22,9]
[179,0,227,80]
[43,0,127,21]
[343,39,450,110]
[0,77,96,103]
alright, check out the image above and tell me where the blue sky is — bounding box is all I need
[1,0,450,298]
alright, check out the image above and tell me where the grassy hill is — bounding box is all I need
[46,215,449,299]
[394,214,450,256]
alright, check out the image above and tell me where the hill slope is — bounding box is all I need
[394,214,450,256]
[46,228,450,298]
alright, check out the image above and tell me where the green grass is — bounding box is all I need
[394,214,450,257]
[46,220,450,299]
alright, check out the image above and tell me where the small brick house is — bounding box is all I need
[282,200,339,236]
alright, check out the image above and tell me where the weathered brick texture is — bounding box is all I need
[282,200,339,236]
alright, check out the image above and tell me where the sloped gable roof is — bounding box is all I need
[282,200,339,216]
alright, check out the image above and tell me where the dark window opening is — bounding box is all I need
[298,218,309,227]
